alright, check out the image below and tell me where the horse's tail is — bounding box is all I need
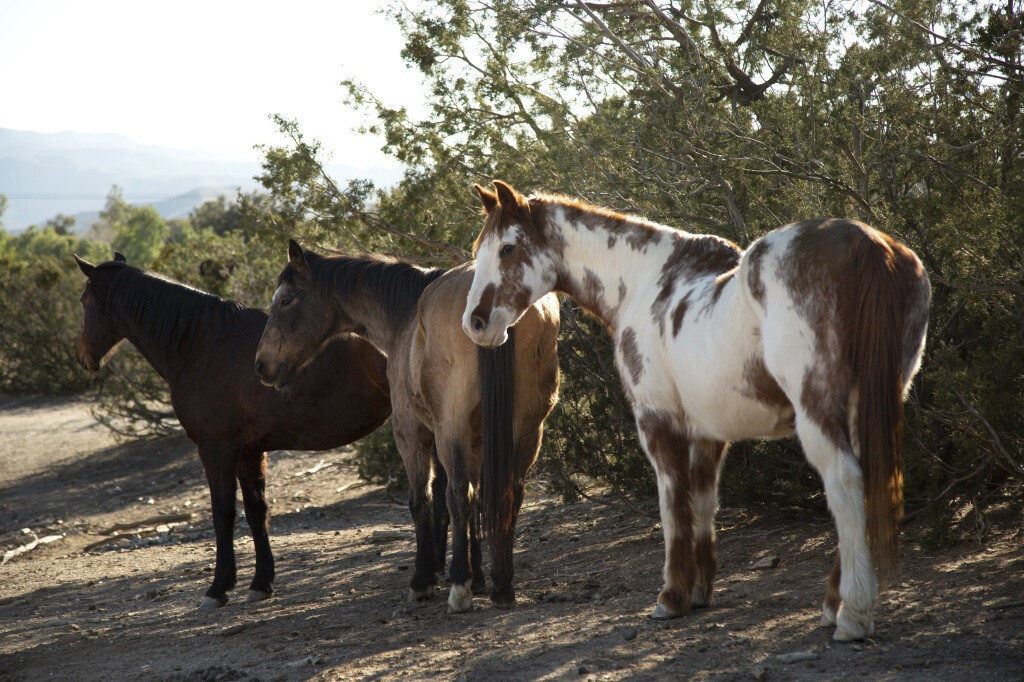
[850,231,925,586]
[478,326,517,553]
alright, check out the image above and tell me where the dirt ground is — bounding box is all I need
[0,396,1021,681]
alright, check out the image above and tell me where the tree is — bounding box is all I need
[246,0,1023,536]
[111,205,169,266]
[45,214,76,236]
[189,196,246,236]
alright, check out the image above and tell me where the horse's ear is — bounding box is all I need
[74,254,95,277]
[474,184,498,214]
[113,252,127,263]
[288,239,309,276]
[492,180,523,210]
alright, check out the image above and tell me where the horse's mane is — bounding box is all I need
[97,262,249,356]
[283,251,447,324]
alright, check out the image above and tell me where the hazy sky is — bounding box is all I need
[0,0,427,167]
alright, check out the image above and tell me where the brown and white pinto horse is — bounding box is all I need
[462,181,931,640]
[256,241,560,612]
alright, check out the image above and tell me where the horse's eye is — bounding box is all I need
[280,296,294,308]
[499,243,516,257]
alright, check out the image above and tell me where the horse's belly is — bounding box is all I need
[691,392,794,442]
[675,368,795,442]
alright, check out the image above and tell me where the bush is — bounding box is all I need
[0,262,96,394]
[0,227,110,394]
[350,422,407,492]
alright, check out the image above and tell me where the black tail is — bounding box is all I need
[479,326,516,550]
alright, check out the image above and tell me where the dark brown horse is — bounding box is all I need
[255,241,560,611]
[74,253,392,610]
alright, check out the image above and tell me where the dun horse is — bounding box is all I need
[74,254,391,610]
[255,241,559,611]
[462,182,930,640]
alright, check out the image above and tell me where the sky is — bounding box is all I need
[0,0,427,167]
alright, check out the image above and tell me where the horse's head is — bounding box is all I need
[74,252,128,371]
[256,240,339,388]
[463,180,557,348]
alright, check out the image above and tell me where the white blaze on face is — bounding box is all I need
[463,229,516,347]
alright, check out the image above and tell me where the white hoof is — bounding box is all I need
[833,605,874,641]
[821,601,837,627]
[649,602,678,620]
[198,596,224,611]
[246,589,272,603]
[447,584,473,613]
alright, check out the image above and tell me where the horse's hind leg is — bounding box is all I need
[470,502,486,594]
[796,414,876,640]
[238,451,274,602]
[394,418,440,601]
[489,425,538,608]
[430,446,450,583]
[822,552,841,626]
[198,445,238,610]
[690,439,727,608]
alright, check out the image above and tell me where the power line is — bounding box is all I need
[2,190,242,200]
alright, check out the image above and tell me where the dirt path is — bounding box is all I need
[0,398,1021,681]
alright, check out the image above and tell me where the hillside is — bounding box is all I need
[0,128,401,232]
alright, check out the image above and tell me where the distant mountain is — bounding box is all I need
[0,128,402,232]
[68,186,245,235]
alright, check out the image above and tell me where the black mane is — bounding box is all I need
[96,261,249,358]
[282,252,447,325]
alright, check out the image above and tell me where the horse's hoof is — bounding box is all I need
[246,589,272,603]
[409,587,434,602]
[649,603,681,620]
[833,606,874,641]
[490,595,515,609]
[447,584,473,613]
[198,596,226,611]
[821,602,838,627]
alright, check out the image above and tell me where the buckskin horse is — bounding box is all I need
[461,181,930,640]
[74,253,391,610]
[255,241,559,612]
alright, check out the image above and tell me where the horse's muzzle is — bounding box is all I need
[76,339,98,372]
[255,357,292,389]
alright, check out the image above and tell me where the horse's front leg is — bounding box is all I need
[690,439,728,607]
[238,451,274,602]
[442,438,475,613]
[636,409,696,619]
[198,445,238,610]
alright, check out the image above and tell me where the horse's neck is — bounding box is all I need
[116,320,179,384]
[546,203,678,331]
[113,281,196,382]
[330,281,415,357]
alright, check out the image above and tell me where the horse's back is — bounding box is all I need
[736,218,930,413]
[739,218,929,346]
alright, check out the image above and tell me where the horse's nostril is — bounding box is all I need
[471,315,486,333]
[255,359,267,376]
